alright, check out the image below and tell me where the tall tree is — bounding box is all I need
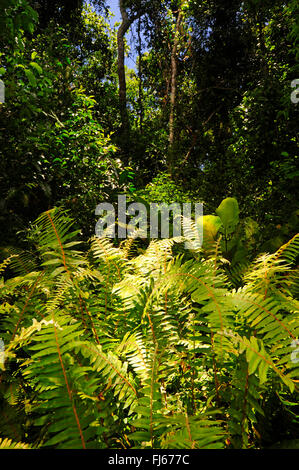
[168,5,184,175]
[117,0,131,139]
[117,0,147,157]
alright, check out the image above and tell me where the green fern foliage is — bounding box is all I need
[0,437,32,449]
[0,209,298,449]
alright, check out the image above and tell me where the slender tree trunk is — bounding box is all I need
[137,16,144,133]
[117,1,145,159]
[117,0,131,140]
[168,9,183,176]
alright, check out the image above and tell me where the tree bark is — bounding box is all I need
[167,9,183,176]
[117,1,145,159]
[137,16,144,132]
[117,0,131,138]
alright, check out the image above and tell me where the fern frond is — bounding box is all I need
[74,339,138,412]
[22,314,96,448]
[0,437,32,449]
[181,215,202,254]
[273,233,299,265]
[35,207,85,276]
[0,255,17,276]
[223,331,297,393]
[160,411,226,449]
[228,357,264,448]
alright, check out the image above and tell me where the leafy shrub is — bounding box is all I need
[135,172,195,205]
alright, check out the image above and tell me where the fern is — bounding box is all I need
[0,209,298,448]
[0,437,32,449]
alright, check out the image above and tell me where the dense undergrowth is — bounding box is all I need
[0,208,298,449]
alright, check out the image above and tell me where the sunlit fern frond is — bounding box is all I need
[0,255,18,276]
[0,437,32,449]
[7,248,38,276]
[181,215,203,254]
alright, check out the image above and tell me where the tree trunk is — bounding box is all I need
[167,9,183,176]
[117,0,131,139]
[137,16,144,132]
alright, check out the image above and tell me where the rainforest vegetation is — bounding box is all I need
[0,0,298,450]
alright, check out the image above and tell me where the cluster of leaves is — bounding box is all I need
[1,0,298,253]
[0,208,298,449]
[194,196,299,280]
[0,1,126,247]
[136,0,299,226]
[135,172,195,204]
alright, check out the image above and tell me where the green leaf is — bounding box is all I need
[30,62,42,75]
[216,197,239,236]
[197,215,222,243]
[24,68,37,87]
